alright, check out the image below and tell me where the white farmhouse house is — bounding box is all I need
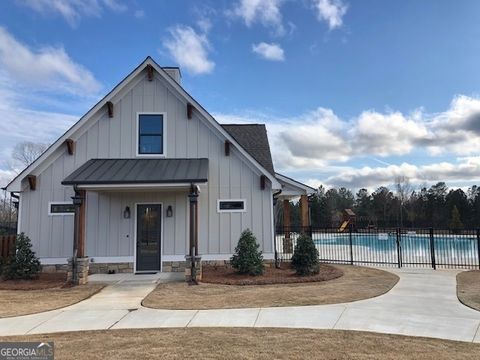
[5,57,314,283]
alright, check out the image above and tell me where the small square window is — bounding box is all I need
[217,200,246,213]
[138,114,164,155]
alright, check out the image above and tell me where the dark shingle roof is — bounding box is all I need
[62,158,208,185]
[222,124,275,175]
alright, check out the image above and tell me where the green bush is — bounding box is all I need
[291,234,320,276]
[3,233,41,280]
[230,229,264,276]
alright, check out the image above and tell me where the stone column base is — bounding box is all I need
[185,255,202,282]
[67,257,90,285]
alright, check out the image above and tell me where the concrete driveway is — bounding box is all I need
[1,267,479,342]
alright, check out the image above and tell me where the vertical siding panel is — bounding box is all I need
[208,132,220,254]
[174,192,187,255]
[219,144,230,254]
[87,122,99,160]
[143,77,155,112]
[175,97,187,158]
[97,114,110,157]
[86,191,99,257]
[97,193,110,256]
[166,90,176,157]
[108,194,121,256]
[120,95,133,157]
[229,154,242,252]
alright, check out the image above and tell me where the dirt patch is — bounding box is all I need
[457,270,480,311]
[2,328,479,360]
[0,284,104,318]
[0,272,67,290]
[202,263,343,285]
[142,265,399,310]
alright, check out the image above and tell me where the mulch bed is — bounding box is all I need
[0,272,68,290]
[201,263,343,285]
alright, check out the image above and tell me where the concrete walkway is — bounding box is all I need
[1,268,480,343]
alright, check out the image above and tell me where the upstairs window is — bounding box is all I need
[138,114,164,155]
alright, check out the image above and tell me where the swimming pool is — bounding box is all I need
[275,231,480,268]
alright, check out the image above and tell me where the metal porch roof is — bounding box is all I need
[62,158,208,186]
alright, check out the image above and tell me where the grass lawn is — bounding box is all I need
[2,328,479,359]
[457,270,480,311]
[0,283,104,318]
[143,265,399,310]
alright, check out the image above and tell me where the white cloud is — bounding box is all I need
[324,159,480,189]
[163,25,215,75]
[352,110,428,156]
[252,42,285,61]
[214,94,480,185]
[0,27,102,95]
[19,0,127,27]
[312,0,348,30]
[231,0,285,36]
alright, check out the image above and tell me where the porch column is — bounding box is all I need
[68,189,89,285]
[186,184,201,284]
[283,199,293,253]
[300,195,310,231]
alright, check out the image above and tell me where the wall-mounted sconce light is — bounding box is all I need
[166,205,173,217]
[123,206,131,219]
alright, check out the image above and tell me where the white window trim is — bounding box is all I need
[217,199,247,213]
[135,112,167,157]
[48,201,75,216]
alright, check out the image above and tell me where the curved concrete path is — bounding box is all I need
[1,268,480,343]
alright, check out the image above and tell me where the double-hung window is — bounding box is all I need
[137,114,164,155]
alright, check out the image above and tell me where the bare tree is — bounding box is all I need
[11,141,48,169]
[395,176,413,227]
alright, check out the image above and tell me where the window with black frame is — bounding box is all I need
[49,203,75,215]
[138,114,164,155]
[218,200,246,212]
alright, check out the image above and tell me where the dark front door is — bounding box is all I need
[136,204,162,272]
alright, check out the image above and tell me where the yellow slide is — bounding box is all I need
[339,221,349,232]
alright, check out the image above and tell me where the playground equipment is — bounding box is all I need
[339,221,349,232]
[339,208,356,232]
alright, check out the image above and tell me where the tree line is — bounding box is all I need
[278,181,480,229]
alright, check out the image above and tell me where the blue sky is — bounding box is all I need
[0,0,480,191]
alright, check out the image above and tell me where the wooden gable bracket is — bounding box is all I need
[260,175,267,190]
[187,103,194,120]
[146,64,154,81]
[106,101,114,118]
[27,175,36,191]
[65,138,75,155]
[224,140,231,156]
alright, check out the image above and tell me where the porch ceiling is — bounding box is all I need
[62,158,208,187]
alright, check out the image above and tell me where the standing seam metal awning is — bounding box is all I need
[61,158,209,186]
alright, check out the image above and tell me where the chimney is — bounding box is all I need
[163,67,181,84]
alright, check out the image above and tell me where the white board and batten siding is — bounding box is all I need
[18,70,274,264]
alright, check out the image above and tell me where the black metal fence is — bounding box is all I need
[275,226,480,269]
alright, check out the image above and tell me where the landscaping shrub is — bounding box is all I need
[230,229,264,276]
[291,234,320,276]
[3,233,41,280]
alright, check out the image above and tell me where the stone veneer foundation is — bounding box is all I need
[41,259,276,277]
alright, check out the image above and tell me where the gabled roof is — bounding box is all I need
[275,172,316,197]
[222,124,275,175]
[6,57,281,192]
